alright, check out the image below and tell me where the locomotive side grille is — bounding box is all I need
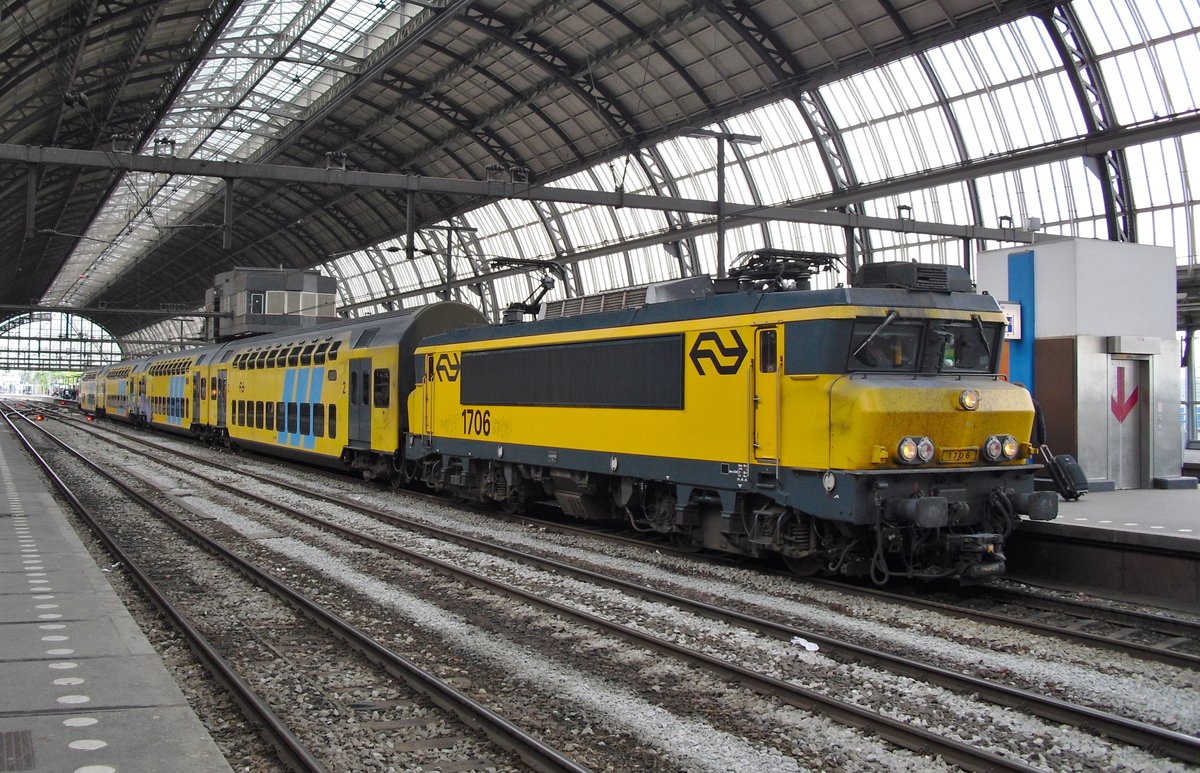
[542,286,649,319]
[913,264,949,289]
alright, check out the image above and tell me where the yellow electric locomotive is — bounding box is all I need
[406,254,1058,581]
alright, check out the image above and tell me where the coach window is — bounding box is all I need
[758,329,778,373]
[349,371,358,404]
[266,402,275,431]
[287,402,299,434]
[200,377,206,397]
[299,403,311,435]
[361,370,371,406]
[301,344,315,366]
[256,401,264,429]
[328,341,342,361]
[373,368,390,407]
[314,343,329,365]
[256,351,269,368]
[276,402,285,430]
[313,404,325,437]
[328,405,337,439]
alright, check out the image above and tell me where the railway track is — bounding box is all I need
[5,404,583,773]
[35,409,1200,770]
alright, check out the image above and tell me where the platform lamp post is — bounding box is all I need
[684,128,761,279]
[418,225,478,301]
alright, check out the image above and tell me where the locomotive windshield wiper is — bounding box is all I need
[970,314,993,359]
[851,310,898,360]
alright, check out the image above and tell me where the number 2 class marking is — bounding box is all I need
[461,408,491,436]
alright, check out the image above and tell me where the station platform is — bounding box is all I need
[1010,483,1200,611]
[1033,485,1200,541]
[0,424,232,772]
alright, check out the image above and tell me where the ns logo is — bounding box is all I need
[689,331,748,375]
[435,353,461,382]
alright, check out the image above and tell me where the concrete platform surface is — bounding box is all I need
[1,424,232,773]
[1024,485,1200,547]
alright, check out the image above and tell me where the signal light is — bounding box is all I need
[33,414,44,421]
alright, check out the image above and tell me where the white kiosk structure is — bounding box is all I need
[977,237,1193,491]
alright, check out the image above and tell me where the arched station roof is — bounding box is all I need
[1,0,1197,344]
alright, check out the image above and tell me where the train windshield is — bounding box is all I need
[935,320,1001,374]
[846,317,1002,374]
[848,320,923,372]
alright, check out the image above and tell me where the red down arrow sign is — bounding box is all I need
[1110,365,1139,423]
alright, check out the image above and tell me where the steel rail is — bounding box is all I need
[151,438,1200,767]
[807,577,1200,671]
[1,407,328,773]
[16,412,587,773]
[137,454,1040,772]
[49,411,1200,765]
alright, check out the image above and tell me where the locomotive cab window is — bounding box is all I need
[848,320,923,372]
[934,319,1002,374]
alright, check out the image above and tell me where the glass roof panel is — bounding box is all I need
[44,0,420,306]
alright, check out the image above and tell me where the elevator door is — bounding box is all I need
[1108,358,1146,489]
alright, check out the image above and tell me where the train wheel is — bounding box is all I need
[783,555,822,577]
[667,533,701,552]
[500,487,528,514]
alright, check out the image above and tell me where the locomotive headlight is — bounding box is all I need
[898,437,934,465]
[959,389,980,411]
[1001,434,1020,460]
[983,435,1004,462]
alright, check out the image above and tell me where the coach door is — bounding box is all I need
[349,358,372,447]
[192,371,202,424]
[216,370,228,426]
[753,326,781,464]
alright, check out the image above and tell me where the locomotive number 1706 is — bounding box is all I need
[461,408,491,436]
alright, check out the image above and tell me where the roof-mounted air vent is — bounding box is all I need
[851,262,973,292]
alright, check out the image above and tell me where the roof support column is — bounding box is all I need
[223,179,234,250]
[794,90,872,273]
[1042,5,1134,242]
[26,165,38,241]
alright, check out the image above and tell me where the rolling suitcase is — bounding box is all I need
[1039,444,1088,501]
